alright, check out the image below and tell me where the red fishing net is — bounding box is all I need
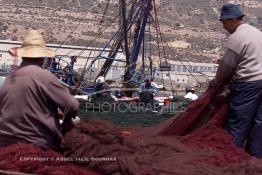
[0,143,97,175]
[1,87,261,174]
[61,88,259,174]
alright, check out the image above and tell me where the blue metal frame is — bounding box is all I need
[129,0,152,75]
[48,0,154,95]
[66,56,76,85]
[94,0,144,80]
[121,0,130,66]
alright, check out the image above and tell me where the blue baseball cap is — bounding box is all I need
[219,3,244,21]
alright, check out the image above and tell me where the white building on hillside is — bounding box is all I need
[154,60,218,88]
[0,40,218,88]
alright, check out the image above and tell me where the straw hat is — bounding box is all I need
[9,30,55,58]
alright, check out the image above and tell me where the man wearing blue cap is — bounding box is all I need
[210,4,262,157]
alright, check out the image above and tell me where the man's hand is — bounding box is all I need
[216,90,231,103]
[58,109,76,135]
[61,116,75,135]
[58,109,64,119]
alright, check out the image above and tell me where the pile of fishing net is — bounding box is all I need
[61,87,262,175]
[2,87,262,174]
[61,121,258,175]
[0,143,97,175]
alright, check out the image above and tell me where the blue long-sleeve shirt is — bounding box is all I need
[138,83,158,96]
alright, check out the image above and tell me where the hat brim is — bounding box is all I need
[219,14,245,21]
[16,46,55,58]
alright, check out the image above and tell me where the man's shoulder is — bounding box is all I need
[229,24,260,39]
[241,23,260,31]
[226,23,262,51]
[34,66,54,77]
[18,65,55,81]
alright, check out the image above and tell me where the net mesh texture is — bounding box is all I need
[1,87,261,175]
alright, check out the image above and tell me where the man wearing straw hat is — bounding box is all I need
[0,30,79,150]
[210,4,262,157]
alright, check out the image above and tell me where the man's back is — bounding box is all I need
[0,62,79,150]
[225,24,262,82]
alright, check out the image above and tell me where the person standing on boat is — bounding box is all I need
[0,30,79,150]
[149,77,159,89]
[93,76,118,102]
[209,4,262,157]
[94,76,110,98]
[138,78,158,108]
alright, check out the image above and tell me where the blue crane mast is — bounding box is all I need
[47,0,154,95]
[95,0,153,83]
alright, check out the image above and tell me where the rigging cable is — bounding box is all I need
[151,0,200,90]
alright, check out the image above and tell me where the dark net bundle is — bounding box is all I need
[0,143,98,175]
[62,118,218,175]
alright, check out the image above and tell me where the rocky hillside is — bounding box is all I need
[0,0,261,63]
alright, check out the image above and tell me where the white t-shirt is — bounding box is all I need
[184,92,198,101]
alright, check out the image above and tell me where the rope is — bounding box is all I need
[100,0,111,24]
[62,0,141,117]
[61,1,123,117]
[153,25,201,84]
[152,7,165,88]
[57,0,129,58]
[148,16,153,77]
[57,0,130,92]
[151,1,200,85]
[152,0,175,90]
